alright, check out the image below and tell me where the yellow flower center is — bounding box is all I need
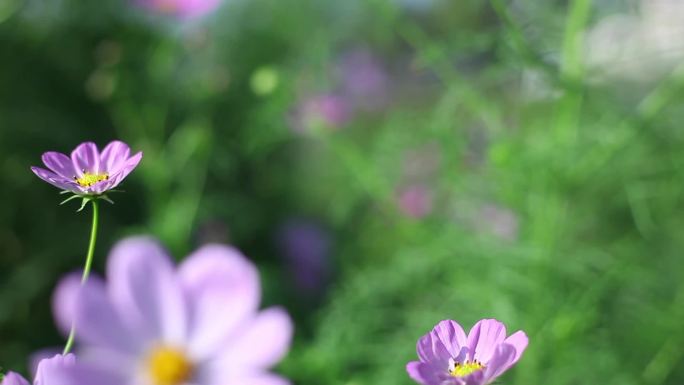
[448,359,485,378]
[74,172,109,188]
[147,347,194,385]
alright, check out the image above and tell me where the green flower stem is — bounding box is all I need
[63,199,99,354]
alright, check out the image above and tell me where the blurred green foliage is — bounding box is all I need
[1,0,683,384]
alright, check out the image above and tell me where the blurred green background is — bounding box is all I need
[1,0,684,384]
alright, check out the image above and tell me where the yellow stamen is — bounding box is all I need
[449,359,485,377]
[147,346,194,385]
[74,172,109,188]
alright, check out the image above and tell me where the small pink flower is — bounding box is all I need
[407,319,528,385]
[53,236,293,385]
[31,141,142,196]
[397,184,433,218]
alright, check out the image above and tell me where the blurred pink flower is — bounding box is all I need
[53,236,293,385]
[290,93,351,134]
[28,349,63,380]
[2,354,75,385]
[337,49,389,111]
[137,0,222,19]
[476,204,519,242]
[397,184,433,219]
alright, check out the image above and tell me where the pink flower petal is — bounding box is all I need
[91,151,142,194]
[31,167,80,193]
[61,361,127,385]
[406,361,447,385]
[70,142,100,175]
[482,343,517,383]
[108,151,142,188]
[74,276,143,354]
[433,320,468,360]
[28,348,62,378]
[99,141,131,175]
[503,331,528,365]
[466,319,507,363]
[417,320,461,369]
[1,372,30,385]
[42,152,76,179]
[212,307,293,370]
[34,354,76,385]
[52,273,81,336]
[107,236,187,345]
[179,244,261,359]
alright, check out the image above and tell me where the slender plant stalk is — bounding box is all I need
[63,199,99,354]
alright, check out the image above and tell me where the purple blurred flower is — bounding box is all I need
[53,236,293,385]
[136,0,222,19]
[276,220,331,294]
[290,93,351,134]
[397,184,433,219]
[407,319,528,385]
[337,49,389,110]
[2,354,76,385]
[28,349,63,380]
[31,141,142,196]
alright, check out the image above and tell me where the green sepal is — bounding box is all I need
[60,194,82,206]
[77,197,92,212]
[59,193,116,210]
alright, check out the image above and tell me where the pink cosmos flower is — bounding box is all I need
[1,354,75,385]
[31,141,142,196]
[137,0,223,19]
[406,319,528,385]
[53,236,293,385]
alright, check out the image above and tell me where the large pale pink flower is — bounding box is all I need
[53,236,293,385]
[406,319,528,385]
[31,141,142,196]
